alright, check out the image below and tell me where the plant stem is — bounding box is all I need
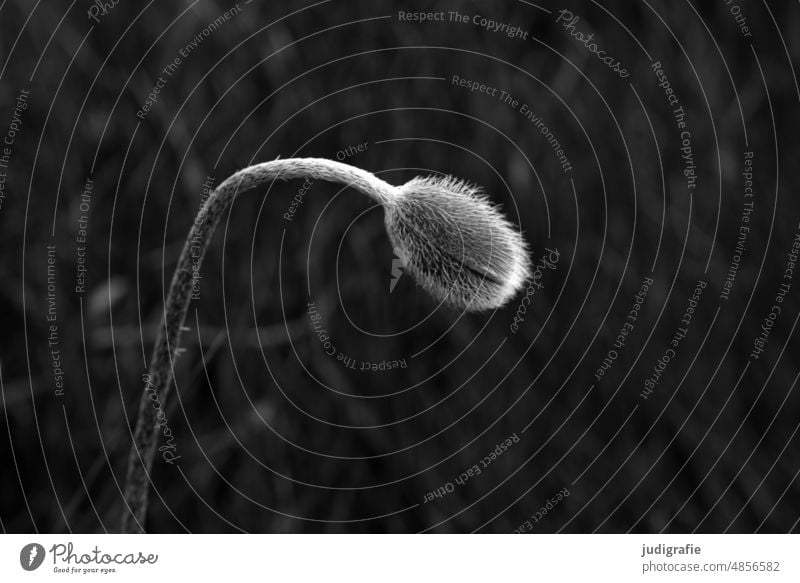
[121,158,396,533]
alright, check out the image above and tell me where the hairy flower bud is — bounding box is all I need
[124,158,533,532]
[384,175,531,311]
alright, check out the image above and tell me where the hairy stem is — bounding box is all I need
[121,158,396,533]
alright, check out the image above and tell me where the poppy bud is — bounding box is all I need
[384,175,531,311]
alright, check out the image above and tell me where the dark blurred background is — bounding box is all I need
[1,0,798,533]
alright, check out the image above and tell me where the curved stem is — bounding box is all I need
[121,158,396,532]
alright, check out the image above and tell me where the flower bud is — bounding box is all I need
[384,175,531,311]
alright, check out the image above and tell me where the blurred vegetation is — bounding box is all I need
[1,0,798,532]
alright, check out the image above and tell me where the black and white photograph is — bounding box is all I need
[0,0,798,579]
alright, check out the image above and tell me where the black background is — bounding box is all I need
[1,0,798,533]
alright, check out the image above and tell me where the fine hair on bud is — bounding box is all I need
[384,175,531,311]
